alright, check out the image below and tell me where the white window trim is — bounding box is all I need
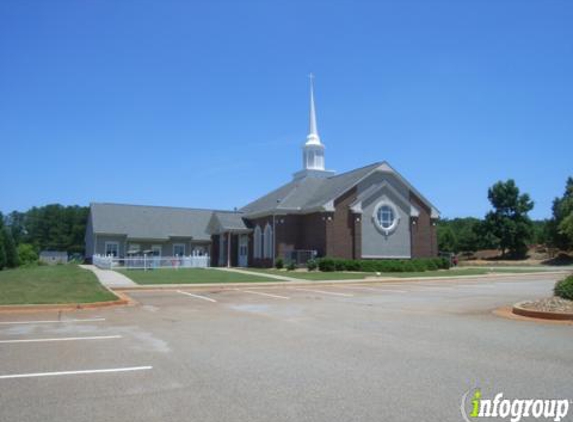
[372,200,400,236]
[104,241,119,257]
[173,243,186,257]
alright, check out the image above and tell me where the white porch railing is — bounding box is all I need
[93,253,210,270]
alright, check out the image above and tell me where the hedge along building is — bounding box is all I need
[209,77,440,267]
[86,77,439,267]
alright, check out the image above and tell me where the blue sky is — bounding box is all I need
[1,0,571,219]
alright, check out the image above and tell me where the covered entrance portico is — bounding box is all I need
[214,230,251,268]
[206,211,251,268]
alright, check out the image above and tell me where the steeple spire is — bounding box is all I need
[293,74,334,180]
[306,73,322,145]
[301,73,325,172]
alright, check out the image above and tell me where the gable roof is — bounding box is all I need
[89,203,216,241]
[207,211,250,235]
[240,162,382,217]
[240,161,440,218]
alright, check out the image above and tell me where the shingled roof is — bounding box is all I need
[240,162,382,217]
[89,203,216,241]
[207,211,250,234]
[240,161,439,218]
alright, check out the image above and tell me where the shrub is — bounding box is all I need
[554,275,573,301]
[306,259,318,271]
[315,257,449,273]
[287,261,296,271]
[318,257,336,272]
[275,258,284,270]
[17,244,38,266]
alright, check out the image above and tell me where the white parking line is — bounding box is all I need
[0,366,153,380]
[239,290,290,300]
[291,288,354,297]
[0,335,121,344]
[0,318,106,325]
[176,290,217,303]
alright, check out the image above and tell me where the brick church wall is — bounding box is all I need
[326,187,359,259]
[410,192,438,258]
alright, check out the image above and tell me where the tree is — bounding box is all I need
[482,180,534,258]
[7,204,89,254]
[0,213,6,270]
[559,213,573,244]
[438,225,457,253]
[17,244,38,266]
[3,228,18,268]
[547,177,573,250]
[437,217,488,253]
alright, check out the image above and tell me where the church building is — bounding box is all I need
[208,78,440,267]
[86,78,439,267]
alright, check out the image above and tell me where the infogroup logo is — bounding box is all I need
[461,388,571,422]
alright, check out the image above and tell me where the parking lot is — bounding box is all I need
[1,272,571,422]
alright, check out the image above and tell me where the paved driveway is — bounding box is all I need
[0,273,571,422]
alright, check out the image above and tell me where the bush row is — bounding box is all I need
[554,275,573,301]
[316,257,450,273]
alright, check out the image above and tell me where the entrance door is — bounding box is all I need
[238,235,249,267]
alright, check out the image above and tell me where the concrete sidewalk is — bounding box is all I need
[212,267,299,282]
[80,265,138,288]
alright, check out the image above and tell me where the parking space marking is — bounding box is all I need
[0,366,153,380]
[176,290,217,303]
[0,318,106,325]
[239,290,290,300]
[335,285,408,293]
[291,288,354,297]
[0,335,122,344]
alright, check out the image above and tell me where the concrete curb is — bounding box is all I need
[512,301,573,321]
[0,291,133,314]
[113,270,567,292]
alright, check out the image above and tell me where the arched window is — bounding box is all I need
[253,226,262,258]
[263,224,273,259]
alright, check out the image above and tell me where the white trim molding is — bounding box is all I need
[361,255,412,259]
[372,199,400,236]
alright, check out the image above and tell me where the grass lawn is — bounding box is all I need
[244,267,546,280]
[118,268,277,285]
[0,265,117,305]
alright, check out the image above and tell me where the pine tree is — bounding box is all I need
[3,229,18,268]
[0,225,6,270]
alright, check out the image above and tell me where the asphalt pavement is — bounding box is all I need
[0,272,571,422]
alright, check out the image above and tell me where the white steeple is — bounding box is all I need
[303,73,325,171]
